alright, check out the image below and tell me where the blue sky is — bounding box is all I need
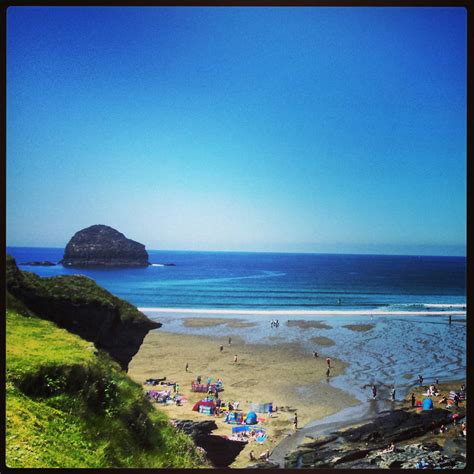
[7,7,466,255]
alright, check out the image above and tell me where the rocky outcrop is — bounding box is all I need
[173,419,246,467]
[61,225,149,267]
[6,255,160,370]
[284,408,462,469]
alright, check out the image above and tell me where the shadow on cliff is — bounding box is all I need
[6,255,160,371]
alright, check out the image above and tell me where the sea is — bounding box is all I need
[6,247,466,312]
[7,247,467,402]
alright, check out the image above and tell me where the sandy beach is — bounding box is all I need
[128,328,358,467]
[128,307,466,468]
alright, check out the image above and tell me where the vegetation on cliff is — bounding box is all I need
[5,301,205,468]
[6,254,149,323]
[6,255,160,370]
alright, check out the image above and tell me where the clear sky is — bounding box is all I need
[7,7,467,256]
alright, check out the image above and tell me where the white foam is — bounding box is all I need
[150,264,165,267]
[138,307,466,316]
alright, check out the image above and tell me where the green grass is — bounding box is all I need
[6,309,205,468]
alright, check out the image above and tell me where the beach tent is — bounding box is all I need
[245,411,258,424]
[225,412,244,424]
[422,398,433,410]
[192,400,216,412]
[249,402,273,413]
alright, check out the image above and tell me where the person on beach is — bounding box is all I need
[220,344,224,352]
[372,385,377,399]
[411,392,416,407]
[390,387,396,401]
[418,374,423,386]
[234,354,238,363]
[326,357,331,368]
[259,450,270,461]
[207,376,212,385]
[185,362,189,372]
[449,315,452,325]
[197,375,202,384]
[228,336,232,345]
[454,394,459,407]
[313,351,319,358]
[249,450,256,461]
[293,412,298,430]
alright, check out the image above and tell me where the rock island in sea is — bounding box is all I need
[61,224,150,267]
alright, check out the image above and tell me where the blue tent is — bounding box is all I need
[422,398,433,410]
[245,411,258,424]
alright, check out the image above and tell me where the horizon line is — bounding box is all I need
[5,245,466,259]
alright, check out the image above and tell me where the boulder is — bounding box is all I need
[172,419,246,467]
[61,225,149,267]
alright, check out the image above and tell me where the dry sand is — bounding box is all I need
[128,329,358,467]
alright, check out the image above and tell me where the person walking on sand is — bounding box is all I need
[326,357,331,368]
[185,362,189,372]
[293,412,298,430]
[234,354,238,364]
[411,392,416,407]
[372,385,377,399]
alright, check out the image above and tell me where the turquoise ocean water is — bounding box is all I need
[6,247,466,312]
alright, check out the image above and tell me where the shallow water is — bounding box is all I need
[143,310,466,404]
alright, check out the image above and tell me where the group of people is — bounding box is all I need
[369,384,396,401]
[270,319,280,328]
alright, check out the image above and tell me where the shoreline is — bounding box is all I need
[139,307,466,316]
[128,329,359,467]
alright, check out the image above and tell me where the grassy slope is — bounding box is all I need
[6,306,205,468]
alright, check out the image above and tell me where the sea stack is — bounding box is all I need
[61,225,150,267]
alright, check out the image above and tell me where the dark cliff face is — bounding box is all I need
[61,225,149,267]
[6,255,161,371]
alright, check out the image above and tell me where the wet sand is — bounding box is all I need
[182,317,257,328]
[342,323,375,332]
[128,330,358,467]
[310,336,335,346]
[286,320,332,330]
